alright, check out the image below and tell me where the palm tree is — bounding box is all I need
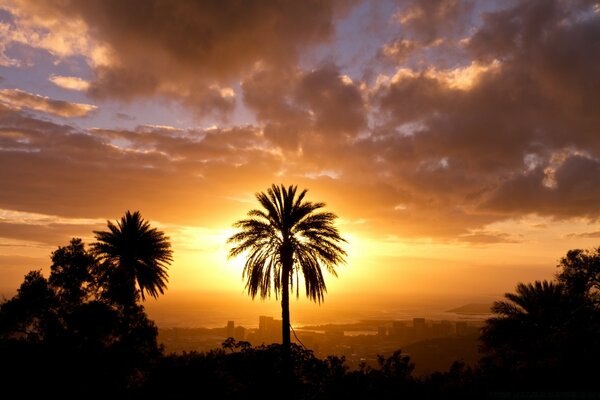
[481,280,570,368]
[480,279,600,388]
[228,184,346,351]
[92,211,173,307]
[491,280,566,322]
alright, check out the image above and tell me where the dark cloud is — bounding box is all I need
[243,64,366,151]
[483,155,600,219]
[14,0,352,117]
[296,66,366,139]
[371,0,600,225]
[467,0,600,119]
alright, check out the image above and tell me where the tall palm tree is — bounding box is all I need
[92,211,173,307]
[228,184,346,351]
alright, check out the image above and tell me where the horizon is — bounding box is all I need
[0,285,534,329]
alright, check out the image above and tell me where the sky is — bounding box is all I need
[1,0,600,309]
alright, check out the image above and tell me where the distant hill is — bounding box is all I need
[446,303,492,315]
[403,334,480,376]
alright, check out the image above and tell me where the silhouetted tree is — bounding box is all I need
[0,231,166,397]
[557,246,600,306]
[228,184,346,353]
[0,270,59,341]
[49,238,96,309]
[481,280,567,352]
[480,277,600,390]
[141,340,355,400]
[92,210,173,307]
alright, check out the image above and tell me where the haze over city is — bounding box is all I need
[1,0,600,326]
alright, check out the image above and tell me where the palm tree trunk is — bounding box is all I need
[281,263,291,350]
[280,264,292,380]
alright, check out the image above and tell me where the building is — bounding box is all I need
[258,315,282,343]
[234,325,246,341]
[259,316,273,336]
[226,321,234,338]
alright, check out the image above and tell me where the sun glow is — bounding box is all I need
[163,225,245,292]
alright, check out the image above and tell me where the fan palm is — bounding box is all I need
[481,280,568,356]
[92,211,172,306]
[228,184,346,350]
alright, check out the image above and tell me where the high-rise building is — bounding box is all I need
[390,321,408,338]
[259,316,273,336]
[258,315,282,343]
[227,321,234,338]
[234,325,246,341]
[271,319,282,342]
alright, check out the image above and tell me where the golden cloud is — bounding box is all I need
[0,88,96,117]
[49,75,90,91]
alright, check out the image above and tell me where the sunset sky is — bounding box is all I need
[1,0,599,310]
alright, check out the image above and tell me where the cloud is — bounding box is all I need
[368,0,600,229]
[378,39,418,63]
[0,103,283,226]
[0,88,96,117]
[4,0,353,117]
[566,231,600,239]
[0,220,101,246]
[457,231,520,245]
[393,0,475,44]
[0,3,102,65]
[243,64,366,151]
[49,75,89,91]
[483,155,600,219]
[0,0,599,244]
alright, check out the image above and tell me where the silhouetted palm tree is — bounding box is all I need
[228,184,346,351]
[92,211,172,306]
[481,281,569,367]
[492,280,566,322]
[481,279,600,389]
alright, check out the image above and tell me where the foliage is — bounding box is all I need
[480,249,600,391]
[557,246,600,305]
[92,210,173,306]
[49,238,96,307]
[141,340,422,400]
[228,184,346,302]
[0,211,170,398]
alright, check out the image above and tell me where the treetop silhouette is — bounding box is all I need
[92,210,173,306]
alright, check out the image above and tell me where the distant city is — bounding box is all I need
[159,315,484,374]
